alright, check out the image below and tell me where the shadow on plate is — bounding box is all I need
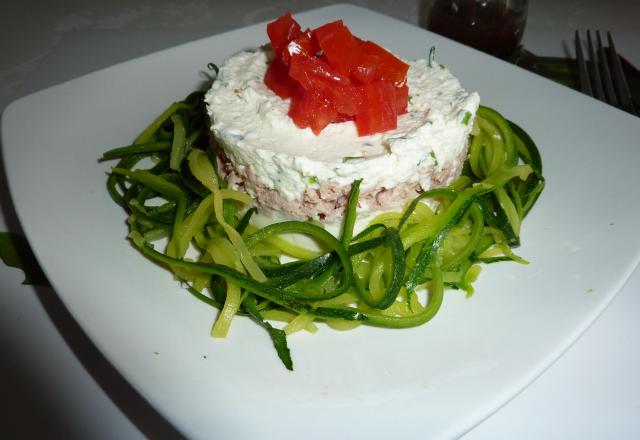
[0,141,185,439]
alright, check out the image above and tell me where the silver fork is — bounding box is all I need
[575,30,638,116]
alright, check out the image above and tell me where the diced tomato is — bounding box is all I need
[267,12,302,57]
[312,20,344,43]
[360,41,409,86]
[355,81,398,136]
[351,53,379,84]
[263,14,410,136]
[318,25,361,76]
[395,84,409,114]
[332,84,365,116]
[264,58,297,99]
[288,53,351,91]
[288,87,337,135]
[289,54,363,120]
[281,29,320,65]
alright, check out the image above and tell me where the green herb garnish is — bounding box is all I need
[429,150,439,166]
[428,46,436,67]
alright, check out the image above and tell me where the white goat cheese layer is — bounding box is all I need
[205,47,479,209]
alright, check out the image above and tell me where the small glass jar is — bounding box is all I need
[424,0,528,58]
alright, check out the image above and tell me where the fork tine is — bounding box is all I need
[596,31,618,107]
[586,31,605,101]
[575,31,593,97]
[607,32,638,115]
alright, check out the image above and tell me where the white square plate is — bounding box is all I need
[3,4,640,439]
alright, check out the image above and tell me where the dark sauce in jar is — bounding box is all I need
[426,0,527,58]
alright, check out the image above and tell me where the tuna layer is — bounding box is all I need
[217,145,467,222]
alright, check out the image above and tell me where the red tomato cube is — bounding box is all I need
[360,41,409,86]
[288,87,337,135]
[318,25,361,76]
[267,12,302,58]
[281,29,320,65]
[355,81,398,136]
[351,53,379,84]
[312,20,344,43]
[264,58,297,99]
[332,84,365,117]
[288,53,351,91]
